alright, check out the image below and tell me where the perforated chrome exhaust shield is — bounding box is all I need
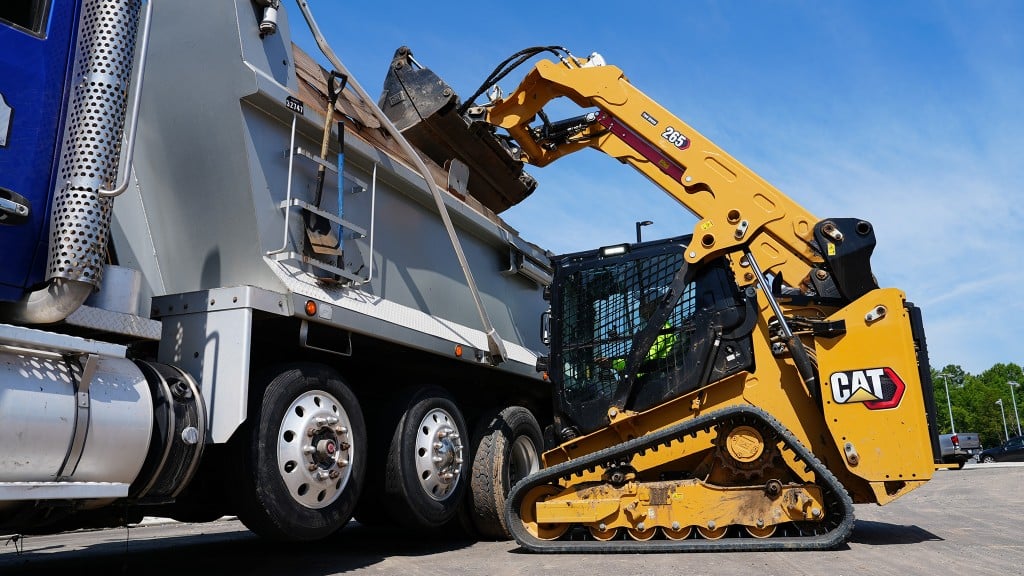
[48,0,141,286]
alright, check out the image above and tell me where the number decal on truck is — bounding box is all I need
[286,96,305,115]
[661,126,690,150]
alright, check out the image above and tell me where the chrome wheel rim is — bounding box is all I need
[508,434,540,486]
[277,390,354,509]
[414,408,464,501]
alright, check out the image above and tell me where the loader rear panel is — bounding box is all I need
[815,288,935,503]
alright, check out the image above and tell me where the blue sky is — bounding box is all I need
[285,1,1023,376]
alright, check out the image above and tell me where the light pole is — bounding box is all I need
[996,399,1009,442]
[939,372,956,434]
[1009,381,1021,437]
[635,220,652,243]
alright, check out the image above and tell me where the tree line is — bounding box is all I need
[929,363,1023,449]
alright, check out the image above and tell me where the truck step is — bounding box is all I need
[0,323,127,357]
[0,482,129,500]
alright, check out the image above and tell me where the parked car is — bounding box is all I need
[939,432,983,467]
[978,435,1024,463]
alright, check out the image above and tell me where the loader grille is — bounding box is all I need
[557,250,695,408]
[550,237,754,433]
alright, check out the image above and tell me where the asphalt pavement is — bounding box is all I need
[1,463,1021,576]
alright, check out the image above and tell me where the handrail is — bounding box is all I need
[267,114,299,256]
[99,0,153,197]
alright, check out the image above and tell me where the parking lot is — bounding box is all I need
[1,464,1021,576]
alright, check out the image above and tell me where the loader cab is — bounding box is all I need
[0,0,77,301]
[546,235,756,436]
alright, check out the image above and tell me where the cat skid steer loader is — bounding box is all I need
[380,46,940,552]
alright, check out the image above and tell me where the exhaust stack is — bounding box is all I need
[1,0,142,324]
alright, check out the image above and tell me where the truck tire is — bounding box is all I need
[383,386,469,530]
[231,363,366,541]
[467,405,543,540]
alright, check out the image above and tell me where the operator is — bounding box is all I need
[608,287,677,375]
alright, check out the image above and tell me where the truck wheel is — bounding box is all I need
[467,405,543,540]
[384,386,469,530]
[231,363,366,541]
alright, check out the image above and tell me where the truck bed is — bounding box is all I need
[108,1,551,442]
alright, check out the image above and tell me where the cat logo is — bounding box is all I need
[829,368,905,410]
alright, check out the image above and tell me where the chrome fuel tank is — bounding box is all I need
[0,350,152,484]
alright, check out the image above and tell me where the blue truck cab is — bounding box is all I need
[0,1,79,301]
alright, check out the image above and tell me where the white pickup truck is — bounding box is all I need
[939,432,983,467]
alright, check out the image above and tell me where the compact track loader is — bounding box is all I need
[382,46,941,552]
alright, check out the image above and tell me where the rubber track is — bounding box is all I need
[504,405,855,552]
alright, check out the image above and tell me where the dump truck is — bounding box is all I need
[379,44,944,551]
[0,0,553,542]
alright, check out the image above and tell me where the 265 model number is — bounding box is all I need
[661,126,690,149]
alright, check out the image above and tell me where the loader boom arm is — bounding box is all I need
[484,56,822,287]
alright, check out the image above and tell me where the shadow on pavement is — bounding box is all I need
[849,520,942,545]
[0,522,477,576]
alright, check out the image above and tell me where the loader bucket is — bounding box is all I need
[378,46,537,214]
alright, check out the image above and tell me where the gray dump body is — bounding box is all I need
[0,0,553,541]
[110,1,550,441]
